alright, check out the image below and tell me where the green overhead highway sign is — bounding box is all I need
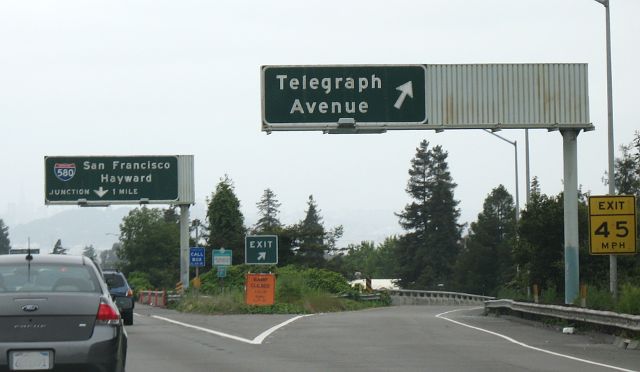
[245,235,278,265]
[261,65,427,130]
[45,156,180,205]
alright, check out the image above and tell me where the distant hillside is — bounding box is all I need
[10,207,133,254]
[7,206,401,254]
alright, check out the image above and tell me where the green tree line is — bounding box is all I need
[15,131,636,306]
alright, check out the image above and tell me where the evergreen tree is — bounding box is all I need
[51,239,68,255]
[297,195,327,267]
[276,224,300,266]
[253,188,282,234]
[396,140,462,289]
[329,237,399,280]
[206,175,246,264]
[613,131,640,205]
[517,181,563,293]
[0,219,10,254]
[119,207,179,288]
[454,185,516,295]
[190,219,206,247]
[611,131,640,283]
[99,243,121,269]
[82,245,98,262]
[516,180,594,297]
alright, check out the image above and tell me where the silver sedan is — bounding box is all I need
[0,253,127,372]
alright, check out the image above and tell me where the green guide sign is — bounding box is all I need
[261,65,427,128]
[45,156,179,205]
[245,235,278,265]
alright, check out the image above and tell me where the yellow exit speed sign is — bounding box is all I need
[588,195,637,255]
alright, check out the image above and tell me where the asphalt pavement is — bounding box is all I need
[126,304,640,372]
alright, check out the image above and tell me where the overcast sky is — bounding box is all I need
[1,0,639,251]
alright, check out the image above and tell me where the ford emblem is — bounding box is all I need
[21,304,39,312]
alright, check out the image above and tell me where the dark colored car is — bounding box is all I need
[102,270,134,326]
[0,253,127,372]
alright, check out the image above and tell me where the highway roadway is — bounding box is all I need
[126,304,640,372]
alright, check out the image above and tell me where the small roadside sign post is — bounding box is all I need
[189,247,205,287]
[245,273,276,306]
[190,247,206,267]
[213,248,232,291]
[245,235,278,265]
[216,266,227,278]
[245,236,278,305]
[589,195,637,255]
[213,248,232,267]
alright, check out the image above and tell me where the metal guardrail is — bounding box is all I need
[389,289,495,305]
[485,299,640,332]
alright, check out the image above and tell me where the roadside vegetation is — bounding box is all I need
[172,265,391,314]
[4,133,637,316]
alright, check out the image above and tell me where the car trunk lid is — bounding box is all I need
[0,293,101,342]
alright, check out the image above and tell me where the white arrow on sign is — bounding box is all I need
[394,81,414,109]
[94,187,109,198]
[258,252,266,261]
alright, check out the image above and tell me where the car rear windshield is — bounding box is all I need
[103,273,126,288]
[0,263,101,293]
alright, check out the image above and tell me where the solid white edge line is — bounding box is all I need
[435,308,638,372]
[151,314,312,345]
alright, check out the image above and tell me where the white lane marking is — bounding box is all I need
[436,308,637,372]
[151,314,312,345]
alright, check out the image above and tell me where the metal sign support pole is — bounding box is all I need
[562,130,580,304]
[180,204,190,290]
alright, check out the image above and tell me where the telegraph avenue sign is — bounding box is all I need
[45,155,180,205]
[261,64,592,132]
[261,65,427,129]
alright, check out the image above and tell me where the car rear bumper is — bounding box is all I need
[0,325,126,371]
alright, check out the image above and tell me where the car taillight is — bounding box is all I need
[97,300,120,325]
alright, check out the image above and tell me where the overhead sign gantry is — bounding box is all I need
[261,63,594,305]
[261,64,593,133]
[44,155,195,292]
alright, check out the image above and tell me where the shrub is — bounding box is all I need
[583,286,615,311]
[540,284,560,305]
[496,286,528,301]
[127,271,153,293]
[276,271,304,303]
[617,283,640,315]
[175,264,386,314]
[300,267,350,294]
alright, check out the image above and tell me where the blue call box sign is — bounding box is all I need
[189,247,205,267]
